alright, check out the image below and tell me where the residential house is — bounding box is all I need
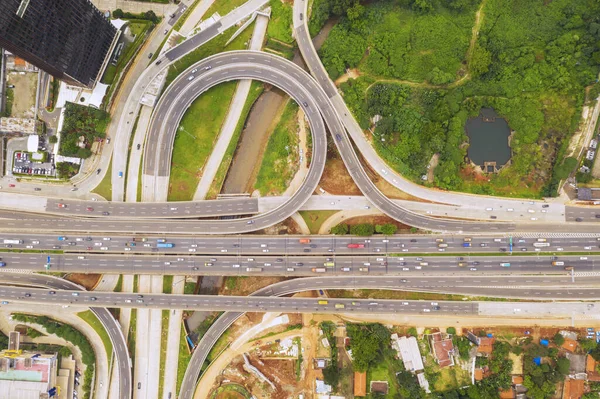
[586,355,600,382]
[370,381,389,395]
[561,338,578,353]
[354,371,366,397]
[428,332,455,368]
[562,378,585,399]
[391,334,424,372]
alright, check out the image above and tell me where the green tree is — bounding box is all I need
[556,357,570,376]
[330,223,349,235]
[48,135,58,144]
[552,333,565,347]
[350,223,375,236]
[470,44,492,78]
[377,223,397,235]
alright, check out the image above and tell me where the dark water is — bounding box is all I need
[465,108,511,168]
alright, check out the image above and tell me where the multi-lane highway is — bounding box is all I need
[1,252,599,276]
[0,273,130,399]
[0,233,598,255]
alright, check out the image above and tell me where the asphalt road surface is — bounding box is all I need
[1,252,599,277]
[0,273,130,399]
[46,197,259,218]
[0,232,598,256]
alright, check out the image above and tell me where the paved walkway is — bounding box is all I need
[291,212,310,234]
[193,14,269,200]
[179,0,216,36]
[162,276,186,399]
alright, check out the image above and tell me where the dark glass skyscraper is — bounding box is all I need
[0,0,117,87]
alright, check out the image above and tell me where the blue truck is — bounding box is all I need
[58,236,67,241]
[0,262,5,267]
[462,242,471,247]
[156,243,174,248]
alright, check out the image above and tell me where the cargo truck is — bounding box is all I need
[3,239,23,244]
[312,267,327,273]
[0,262,5,267]
[57,237,67,241]
[156,239,167,243]
[552,261,565,266]
[323,262,335,267]
[299,238,311,244]
[335,304,345,309]
[318,300,328,305]
[500,263,511,267]
[156,243,174,248]
[438,243,448,248]
[246,267,263,272]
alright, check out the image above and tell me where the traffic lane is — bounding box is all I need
[0,286,477,314]
[46,197,259,218]
[0,273,130,399]
[1,253,598,276]
[566,206,600,222]
[1,233,600,255]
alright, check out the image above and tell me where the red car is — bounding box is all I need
[8,184,15,188]
[87,247,93,250]
[57,203,66,208]
[86,207,94,212]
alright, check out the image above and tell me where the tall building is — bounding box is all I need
[0,0,118,88]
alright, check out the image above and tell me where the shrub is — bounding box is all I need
[330,223,349,235]
[350,223,375,236]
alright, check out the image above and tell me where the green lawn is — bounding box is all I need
[299,210,338,233]
[184,281,197,295]
[254,99,300,195]
[77,310,113,361]
[168,82,237,201]
[267,0,294,44]
[163,276,173,293]
[177,327,192,392]
[114,275,123,292]
[207,81,264,199]
[92,161,112,200]
[204,0,247,18]
[158,309,170,399]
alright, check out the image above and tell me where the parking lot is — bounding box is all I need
[13,151,55,177]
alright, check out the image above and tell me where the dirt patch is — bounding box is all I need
[320,158,362,195]
[6,72,37,118]
[65,273,101,290]
[215,390,245,399]
[220,276,290,296]
[258,217,301,235]
[334,68,362,86]
[427,153,439,183]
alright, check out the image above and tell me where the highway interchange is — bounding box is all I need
[1,0,600,398]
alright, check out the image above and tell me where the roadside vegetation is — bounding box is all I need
[267,0,294,44]
[299,210,338,233]
[92,161,112,200]
[318,0,600,198]
[12,314,96,399]
[168,82,237,201]
[77,310,113,360]
[254,100,300,195]
[59,102,109,159]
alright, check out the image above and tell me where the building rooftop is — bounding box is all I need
[354,371,366,397]
[430,333,455,368]
[370,381,389,395]
[561,338,578,353]
[392,335,424,372]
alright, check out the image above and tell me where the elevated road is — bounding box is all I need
[0,273,130,399]
[0,232,599,255]
[1,252,599,276]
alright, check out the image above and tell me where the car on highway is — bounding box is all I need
[472,261,480,265]
[118,171,123,178]
[1,301,8,305]
[585,246,592,250]
[57,203,66,208]
[470,267,477,271]
[102,212,109,216]
[86,207,93,212]
[34,187,41,191]
[49,291,56,295]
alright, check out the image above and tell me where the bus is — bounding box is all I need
[156,243,174,248]
[3,239,22,244]
[533,242,550,248]
[552,261,565,266]
[500,263,511,267]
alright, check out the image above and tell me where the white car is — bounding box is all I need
[190,244,198,248]
[232,264,240,268]
[585,246,592,250]
[189,248,196,252]
[32,240,39,244]
[100,247,108,250]
[402,267,409,271]
[77,256,85,260]
[26,245,33,249]
[103,237,111,241]
[221,249,228,253]
[262,249,269,253]
[144,243,151,247]
[124,247,131,251]
[402,248,409,252]
[557,247,564,251]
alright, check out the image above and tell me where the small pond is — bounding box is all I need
[465,108,511,172]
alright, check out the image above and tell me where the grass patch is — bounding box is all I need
[1,88,13,117]
[92,160,112,200]
[137,160,143,202]
[254,99,300,195]
[206,81,264,199]
[267,0,294,44]
[168,82,237,201]
[204,0,247,19]
[433,364,471,391]
[177,326,192,392]
[206,328,231,363]
[158,309,170,399]
[299,210,338,233]
[163,276,173,294]
[114,275,123,291]
[133,275,139,292]
[328,289,466,302]
[127,308,137,373]
[251,323,303,342]
[77,310,113,361]
[184,281,197,295]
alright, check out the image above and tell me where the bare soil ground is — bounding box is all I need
[259,217,301,235]
[7,72,37,118]
[319,158,362,195]
[220,276,289,296]
[66,273,101,290]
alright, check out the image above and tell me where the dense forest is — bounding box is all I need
[314,0,600,197]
